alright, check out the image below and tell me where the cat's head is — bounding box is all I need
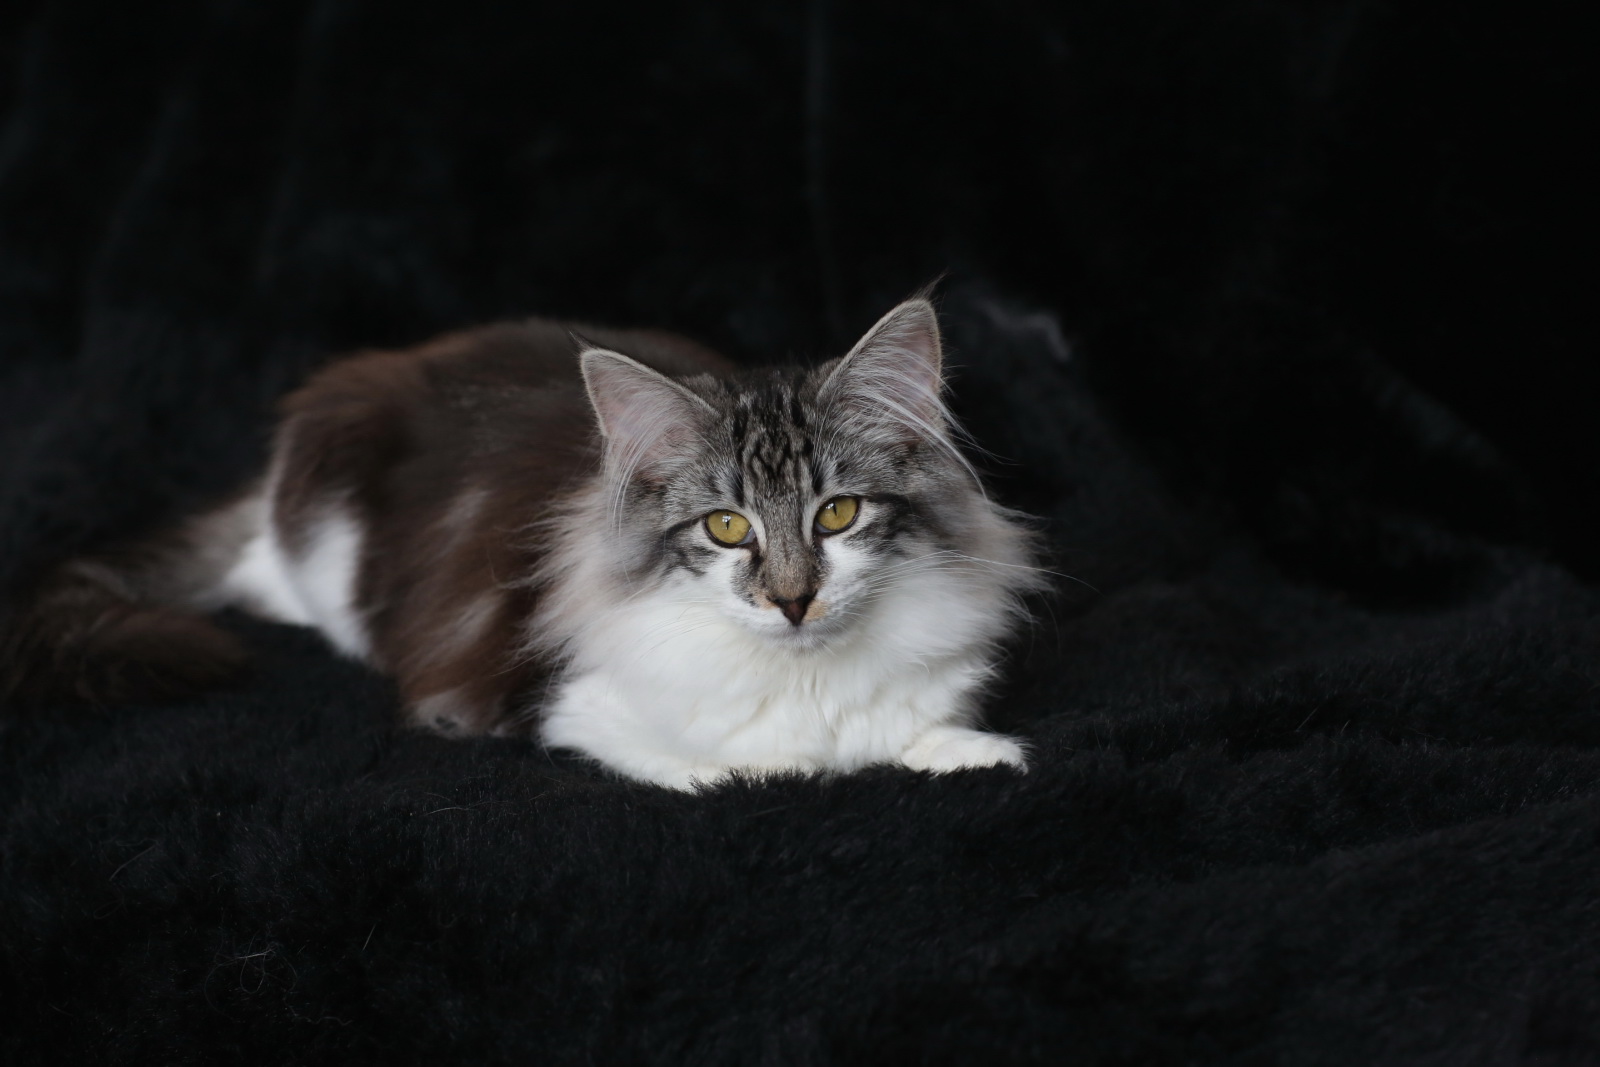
[579,298,1029,649]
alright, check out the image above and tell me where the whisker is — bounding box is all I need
[633,620,725,663]
[861,548,1096,594]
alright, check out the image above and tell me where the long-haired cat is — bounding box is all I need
[1,298,1042,788]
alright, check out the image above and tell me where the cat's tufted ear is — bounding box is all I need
[581,348,712,483]
[822,298,948,445]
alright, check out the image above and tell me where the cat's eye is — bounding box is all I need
[705,510,753,546]
[815,496,859,534]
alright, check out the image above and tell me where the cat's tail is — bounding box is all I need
[0,497,259,709]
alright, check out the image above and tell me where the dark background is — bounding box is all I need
[1,2,1595,1063]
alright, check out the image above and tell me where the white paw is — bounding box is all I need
[900,726,1028,775]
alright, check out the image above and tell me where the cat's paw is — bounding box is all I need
[900,726,1028,775]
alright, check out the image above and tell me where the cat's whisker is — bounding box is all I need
[864,547,1092,595]
[620,601,726,648]
[632,620,726,663]
[932,551,1094,592]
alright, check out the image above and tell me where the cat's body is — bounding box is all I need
[1,300,1042,789]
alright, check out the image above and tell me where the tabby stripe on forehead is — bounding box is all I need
[740,434,763,476]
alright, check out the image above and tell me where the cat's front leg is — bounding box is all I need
[899,724,1028,775]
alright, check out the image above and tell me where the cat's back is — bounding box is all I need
[282,317,732,434]
[273,317,735,518]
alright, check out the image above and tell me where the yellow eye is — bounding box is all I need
[705,510,753,546]
[815,496,859,534]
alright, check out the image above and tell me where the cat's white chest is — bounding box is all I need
[537,581,1007,788]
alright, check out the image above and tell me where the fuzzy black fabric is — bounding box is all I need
[1,2,1594,1063]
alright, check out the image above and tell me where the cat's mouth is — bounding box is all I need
[749,610,854,651]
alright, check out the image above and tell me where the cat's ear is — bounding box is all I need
[581,348,712,482]
[822,298,947,445]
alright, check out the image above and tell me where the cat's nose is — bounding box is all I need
[771,593,814,626]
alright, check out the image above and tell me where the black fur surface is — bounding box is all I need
[0,1,1593,1062]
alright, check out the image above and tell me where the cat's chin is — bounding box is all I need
[744,617,853,653]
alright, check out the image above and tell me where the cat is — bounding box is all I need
[0,298,1043,789]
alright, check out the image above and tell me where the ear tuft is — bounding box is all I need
[822,298,946,445]
[580,349,710,482]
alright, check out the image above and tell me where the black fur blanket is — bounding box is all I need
[1,2,1593,1062]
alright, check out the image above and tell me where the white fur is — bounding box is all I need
[534,489,1037,790]
[216,479,371,660]
[216,492,313,627]
[287,509,370,658]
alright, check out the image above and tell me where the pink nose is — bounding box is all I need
[772,594,814,626]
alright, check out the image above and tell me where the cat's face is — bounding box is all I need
[583,299,985,649]
[643,395,939,647]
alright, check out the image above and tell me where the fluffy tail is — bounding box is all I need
[0,502,257,708]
